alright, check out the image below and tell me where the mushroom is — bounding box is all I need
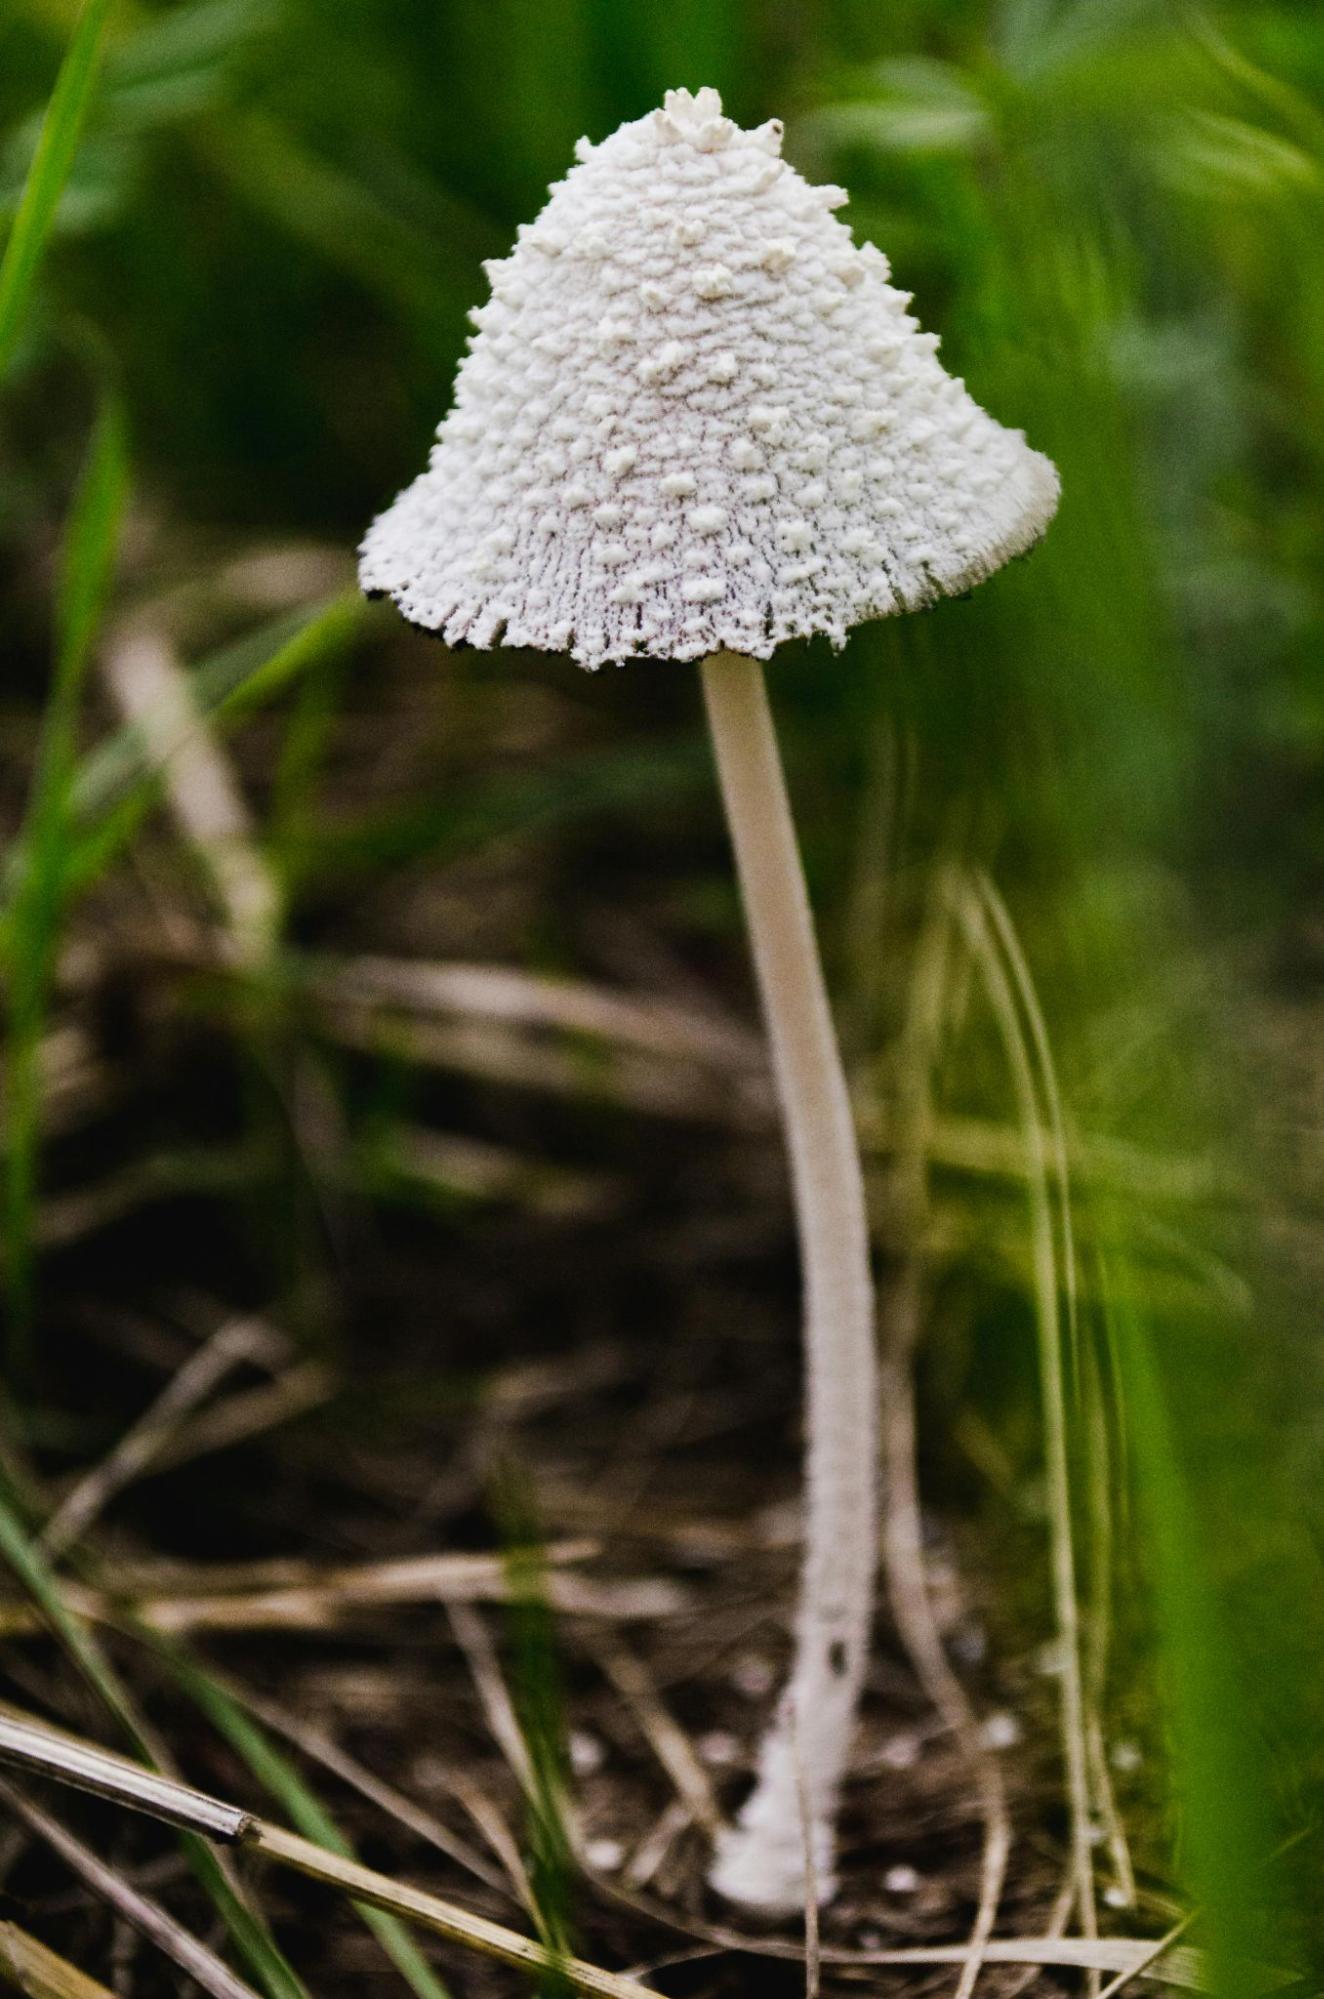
[361,85,1059,1916]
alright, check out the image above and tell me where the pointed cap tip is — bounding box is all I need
[656,85,737,150]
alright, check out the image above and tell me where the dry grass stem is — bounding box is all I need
[99,625,279,967]
[40,1316,272,1560]
[591,1885,1209,1988]
[0,1921,117,1999]
[143,1361,334,1475]
[955,877,1097,1954]
[881,1311,1013,1999]
[0,1543,680,1639]
[442,1770,542,1914]
[621,1798,689,1891]
[0,1711,248,1842]
[592,1638,724,1841]
[382,1121,618,1218]
[312,955,759,1069]
[0,1710,658,1998]
[322,1002,757,1124]
[879,882,1011,1999]
[1087,1714,1138,1912]
[247,1820,660,1998]
[1094,1916,1196,1999]
[208,1671,509,1894]
[445,1602,538,1795]
[0,1781,262,1999]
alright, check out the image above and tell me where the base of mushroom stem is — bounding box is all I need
[708,1805,837,1918]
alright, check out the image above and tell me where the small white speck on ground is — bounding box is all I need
[569,1729,605,1775]
[980,1712,1022,1751]
[697,1730,741,1767]
[884,1864,921,1895]
[880,1731,922,1769]
[731,1655,775,1698]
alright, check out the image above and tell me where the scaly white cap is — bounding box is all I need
[361,87,1059,669]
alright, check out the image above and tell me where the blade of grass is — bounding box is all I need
[1101,1257,1268,1999]
[0,1483,148,1743]
[0,1710,659,1999]
[51,594,367,912]
[68,593,366,826]
[878,872,1012,1999]
[975,872,1081,1383]
[250,1823,653,1999]
[975,873,1135,1904]
[0,1780,263,1999]
[4,392,127,1354]
[952,875,1096,1949]
[10,711,701,924]
[98,624,281,968]
[499,1507,578,1986]
[179,1668,510,1898]
[0,0,115,378]
[162,1654,454,1999]
[0,597,366,948]
[0,1489,308,1999]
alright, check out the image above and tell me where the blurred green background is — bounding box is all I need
[2,1,1323,1993]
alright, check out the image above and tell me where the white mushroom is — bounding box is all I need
[361,83,1059,1918]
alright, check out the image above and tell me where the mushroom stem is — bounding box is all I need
[700,648,877,1915]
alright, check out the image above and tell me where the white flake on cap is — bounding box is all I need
[360,86,1059,669]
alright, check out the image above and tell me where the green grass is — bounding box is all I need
[0,1483,309,1999]
[164,1655,454,1999]
[4,389,126,1353]
[0,0,114,380]
[1102,1258,1270,1999]
[497,1481,578,1990]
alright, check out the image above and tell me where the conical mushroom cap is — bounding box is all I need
[361,87,1059,670]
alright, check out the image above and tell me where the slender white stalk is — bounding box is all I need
[700,649,877,1915]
